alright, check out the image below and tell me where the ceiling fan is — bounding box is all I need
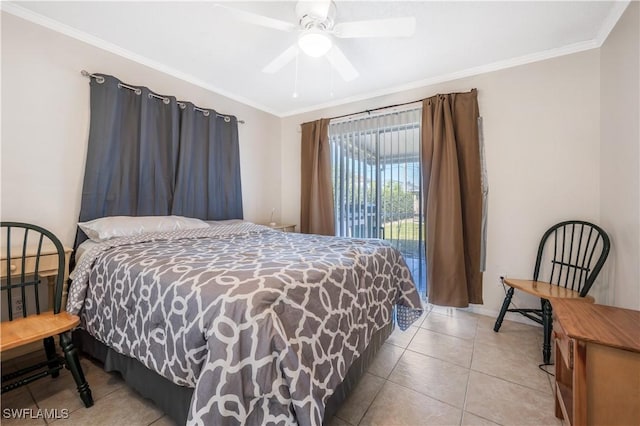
[217,1,416,82]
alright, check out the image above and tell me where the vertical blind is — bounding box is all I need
[329,106,426,296]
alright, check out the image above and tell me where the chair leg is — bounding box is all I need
[59,332,93,408]
[494,287,514,332]
[542,299,552,364]
[43,336,60,378]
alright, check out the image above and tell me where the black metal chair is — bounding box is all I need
[493,220,610,364]
[1,222,93,407]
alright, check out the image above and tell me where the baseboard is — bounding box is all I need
[460,305,543,328]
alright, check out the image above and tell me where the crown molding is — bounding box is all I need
[280,0,630,117]
[594,0,631,47]
[2,1,630,119]
[280,38,600,117]
[0,1,281,117]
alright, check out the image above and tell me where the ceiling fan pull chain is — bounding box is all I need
[293,49,300,99]
[329,64,334,98]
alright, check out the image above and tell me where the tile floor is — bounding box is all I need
[1,307,561,425]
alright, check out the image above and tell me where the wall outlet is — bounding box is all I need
[12,297,23,316]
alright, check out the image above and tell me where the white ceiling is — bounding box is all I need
[4,1,628,117]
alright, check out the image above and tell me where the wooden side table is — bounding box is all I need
[551,299,640,426]
[264,224,296,232]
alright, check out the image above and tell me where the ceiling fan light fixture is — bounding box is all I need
[298,30,332,58]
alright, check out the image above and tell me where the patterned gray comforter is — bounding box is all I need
[67,223,423,425]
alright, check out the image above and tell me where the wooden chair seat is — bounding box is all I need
[503,279,595,303]
[0,311,80,352]
[493,221,610,365]
[1,222,92,408]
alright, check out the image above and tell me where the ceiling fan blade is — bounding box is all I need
[326,45,358,82]
[262,44,298,74]
[216,4,297,32]
[333,17,416,38]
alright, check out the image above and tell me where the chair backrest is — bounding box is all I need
[1,222,65,320]
[533,220,610,297]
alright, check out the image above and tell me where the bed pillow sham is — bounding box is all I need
[79,215,210,242]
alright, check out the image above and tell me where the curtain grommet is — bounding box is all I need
[163,98,170,105]
[203,110,210,117]
[96,76,105,84]
[224,116,231,123]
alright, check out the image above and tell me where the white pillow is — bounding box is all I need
[79,215,210,242]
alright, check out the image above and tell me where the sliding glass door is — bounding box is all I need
[329,107,426,297]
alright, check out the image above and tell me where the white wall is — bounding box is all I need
[282,50,602,318]
[3,7,637,317]
[0,13,282,246]
[600,1,640,310]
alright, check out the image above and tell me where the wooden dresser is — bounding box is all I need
[551,299,640,426]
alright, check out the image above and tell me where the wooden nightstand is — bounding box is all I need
[1,245,72,360]
[551,299,640,426]
[265,224,296,232]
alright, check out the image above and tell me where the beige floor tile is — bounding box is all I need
[465,371,561,425]
[28,372,85,415]
[28,356,124,414]
[388,350,470,408]
[412,304,433,326]
[420,311,479,340]
[475,323,543,357]
[427,305,481,320]
[407,328,474,368]
[360,381,462,426]
[1,385,36,408]
[0,387,46,426]
[477,314,541,333]
[335,373,385,425]
[0,314,567,426]
[367,343,404,379]
[461,411,501,425]
[149,415,179,426]
[28,366,88,414]
[385,326,418,349]
[472,341,552,394]
[48,386,164,425]
[80,358,126,400]
[326,415,353,426]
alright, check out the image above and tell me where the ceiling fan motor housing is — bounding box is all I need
[296,1,336,31]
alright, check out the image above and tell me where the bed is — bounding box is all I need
[68,220,423,425]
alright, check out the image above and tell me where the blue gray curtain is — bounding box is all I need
[76,74,243,247]
[172,103,242,220]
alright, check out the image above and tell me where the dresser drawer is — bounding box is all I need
[1,253,62,278]
[554,319,573,369]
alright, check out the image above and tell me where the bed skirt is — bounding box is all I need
[73,321,393,425]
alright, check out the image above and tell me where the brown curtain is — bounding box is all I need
[300,119,335,235]
[421,89,483,307]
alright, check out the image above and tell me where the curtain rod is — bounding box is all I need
[326,88,478,122]
[329,99,423,122]
[81,70,245,124]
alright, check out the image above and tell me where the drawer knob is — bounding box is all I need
[10,264,17,272]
